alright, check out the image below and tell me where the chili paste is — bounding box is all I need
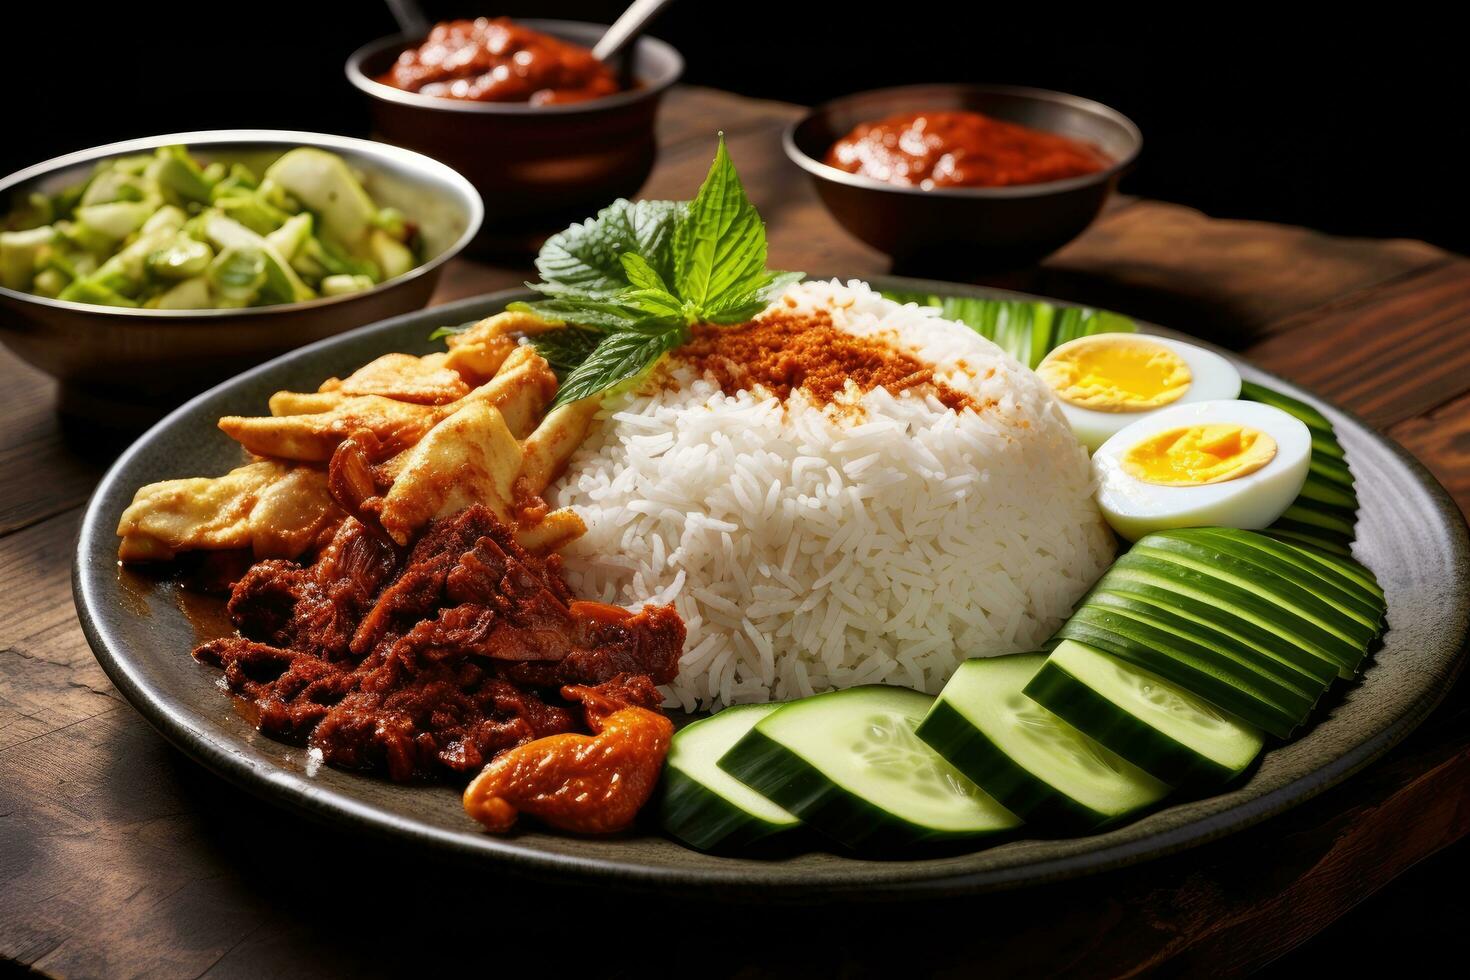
[380,17,620,105]
[826,110,1110,189]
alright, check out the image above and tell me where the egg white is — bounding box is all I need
[1092,399,1312,542]
[1040,335,1242,452]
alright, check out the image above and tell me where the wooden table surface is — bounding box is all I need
[3,87,1468,979]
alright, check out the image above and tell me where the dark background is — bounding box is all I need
[6,2,1464,252]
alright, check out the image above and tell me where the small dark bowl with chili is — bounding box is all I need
[347,18,683,256]
[786,84,1141,272]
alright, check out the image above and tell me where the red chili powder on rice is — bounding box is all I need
[676,308,979,412]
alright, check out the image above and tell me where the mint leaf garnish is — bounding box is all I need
[533,199,683,299]
[515,135,801,407]
[552,329,686,408]
[620,252,669,293]
[702,270,805,325]
[527,326,605,378]
[674,136,770,309]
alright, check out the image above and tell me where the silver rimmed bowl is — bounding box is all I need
[0,130,482,428]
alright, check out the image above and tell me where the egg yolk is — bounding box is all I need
[1038,336,1192,412]
[1122,424,1277,486]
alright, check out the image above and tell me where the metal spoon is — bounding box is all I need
[379,0,674,66]
[383,0,429,39]
[593,0,678,63]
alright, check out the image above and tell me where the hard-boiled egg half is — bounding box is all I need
[1093,399,1312,541]
[1036,334,1242,451]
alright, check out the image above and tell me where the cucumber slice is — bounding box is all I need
[1240,381,1361,554]
[1297,470,1357,508]
[1267,527,1352,557]
[718,686,1020,851]
[1148,532,1379,648]
[1131,537,1369,674]
[660,704,801,852]
[917,654,1170,827]
[1184,528,1384,626]
[1092,563,1341,685]
[264,148,376,249]
[1056,607,1308,737]
[1059,528,1386,737]
[1084,588,1331,697]
[1240,380,1334,434]
[1286,541,1384,599]
[1024,641,1264,787]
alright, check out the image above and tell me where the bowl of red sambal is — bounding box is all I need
[785,84,1141,271]
[347,17,683,255]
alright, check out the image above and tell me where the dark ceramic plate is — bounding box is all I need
[74,277,1470,901]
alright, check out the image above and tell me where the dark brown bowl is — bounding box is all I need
[0,130,482,430]
[786,84,1142,272]
[347,19,683,256]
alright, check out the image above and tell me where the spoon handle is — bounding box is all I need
[593,0,677,63]
[384,0,431,39]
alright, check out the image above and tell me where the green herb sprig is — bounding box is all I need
[512,136,800,408]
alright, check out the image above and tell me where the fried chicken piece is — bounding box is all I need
[268,390,346,416]
[511,508,587,553]
[117,461,341,562]
[443,309,560,383]
[322,351,471,406]
[249,465,344,558]
[462,680,673,834]
[378,400,523,545]
[517,395,601,495]
[458,345,558,439]
[219,394,441,462]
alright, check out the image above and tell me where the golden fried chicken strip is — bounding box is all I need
[513,508,587,553]
[118,461,281,561]
[116,462,340,561]
[239,347,554,463]
[322,352,471,405]
[131,311,594,561]
[443,309,560,383]
[459,345,558,438]
[372,350,588,547]
[518,396,602,497]
[268,391,345,416]
[249,465,343,558]
[379,400,522,545]
[219,395,440,461]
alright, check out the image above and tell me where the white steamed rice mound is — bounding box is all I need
[552,279,1115,710]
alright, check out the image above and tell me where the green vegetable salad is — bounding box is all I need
[0,145,419,310]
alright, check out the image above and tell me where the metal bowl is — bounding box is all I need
[346,19,683,256]
[0,130,482,429]
[785,84,1142,272]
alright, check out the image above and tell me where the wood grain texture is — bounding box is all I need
[1390,390,1470,518]
[0,347,106,537]
[1246,259,1470,428]
[1031,201,1447,346]
[2,83,1469,979]
[0,513,122,754]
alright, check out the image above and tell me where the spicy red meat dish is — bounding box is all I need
[195,504,684,783]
